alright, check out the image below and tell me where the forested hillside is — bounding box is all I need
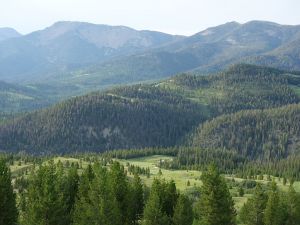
[191,104,300,160]
[1,64,300,154]
[0,88,206,153]
[0,80,54,112]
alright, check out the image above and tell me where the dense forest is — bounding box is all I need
[1,64,300,225]
[1,156,300,225]
[1,64,300,155]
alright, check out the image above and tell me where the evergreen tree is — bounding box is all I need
[0,159,18,225]
[129,173,144,225]
[238,186,244,197]
[195,164,236,225]
[264,182,284,225]
[163,180,178,218]
[173,194,193,225]
[142,178,179,225]
[23,161,66,225]
[61,165,79,225]
[73,164,121,225]
[109,162,130,225]
[240,183,267,225]
[286,185,300,225]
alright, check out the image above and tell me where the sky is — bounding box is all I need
[1,0,300,35]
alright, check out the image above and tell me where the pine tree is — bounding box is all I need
[264,182,284,225]
[23,161,66,225]
[129,173,144,225]
[238,186,244,197]
[239,183,267,225]
[0,159,18,225]
[173,194,193,225]
[142,178,179,225]
[61,165,79,225]
[163,180,178,218]
[73,164,122,225]
[142,179,169,225]
[195,164,236,225]
[286,185,300,225]
[109,162,130,225]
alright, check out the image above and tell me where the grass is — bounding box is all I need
[117,155,300,211]
[118,155,203,191]
[10,154,300,212]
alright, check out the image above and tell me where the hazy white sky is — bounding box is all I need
[1,0,300,35]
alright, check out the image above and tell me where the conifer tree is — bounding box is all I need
[142,178,179,225]
[23,161,66,225]
[163,180,178,218]
[240,183,267,225]
[286,185,300,225]
[109,162,130,225]
[264,182,284,225]
[130,173,144,225]
[61,165,79,225]
[195,164,236,225]
[73,164,122,225]
[0,159,18,225]
[173,194,193,225]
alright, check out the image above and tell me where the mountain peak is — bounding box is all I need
[0,27,21,41]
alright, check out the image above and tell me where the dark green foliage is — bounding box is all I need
[129,173,144,224]
[22,161,71,225]
[61,165,79,225]
[109,162,131,225]
[173,194,193,225]
[73,163,122,225]
[0,160,18,225]
[263,182,284,225]
[73,161,147,225]
[0,84,206,153]
[2,64,300,155]
[240,184,267,225]
[194,164,236,225]
[192,104,300,160]
[286,185,300,225]
[143,179,179,225]
[238,187,245,197]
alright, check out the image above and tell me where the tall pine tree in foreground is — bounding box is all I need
[195,164,236,225]
[263,182,284,225]
[286,185,300,225]
[173,194,193,225]
[240,183,267,225]
[0,159,18,225]
[129,173,144,225]
[143,178,179,225]
[22,160,78,225]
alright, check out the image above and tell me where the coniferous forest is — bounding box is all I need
[1,6,300,224]
[1,155,300,225]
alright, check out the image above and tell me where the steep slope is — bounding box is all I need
[0,21,182,83]
[190,104,300,160]
[0,28,21,42]
[0,64,300,153]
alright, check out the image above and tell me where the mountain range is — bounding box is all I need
[0,20,300,114]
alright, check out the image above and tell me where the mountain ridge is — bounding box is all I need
[1,64,300,154]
